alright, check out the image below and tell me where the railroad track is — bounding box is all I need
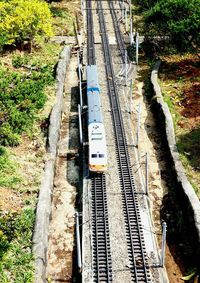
[86,1,113,282]
[86,0,96,65]
[108,0,127,64]
[97,1,151,282]
[91,175,112,282]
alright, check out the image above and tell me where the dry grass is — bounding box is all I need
[51,0,81,36]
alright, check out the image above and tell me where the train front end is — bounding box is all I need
[88,123,107,173]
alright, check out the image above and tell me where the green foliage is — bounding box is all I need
[0,208,35,282]
[177,127,200,170]
[51,7,67,18]
[0,56,55,146]
[144,0,200,50]
[0,146,22,188]
[162,90,182,130]
[12,55,29,68]
[0,0,53,48]
[134,0,159,10]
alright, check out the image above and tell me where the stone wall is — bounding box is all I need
[32,46,71,283]
[151,60,200,258]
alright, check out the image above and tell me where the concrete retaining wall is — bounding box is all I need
[32,46,71,283]
[151,60,200,254]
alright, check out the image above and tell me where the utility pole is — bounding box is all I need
[78,104,83,145]
[160,222,167,267]
[136,32,139,64]
[136,102,141,147]
[76,211,82,272]
[145,152,149,195]
[125,8,128,32]
[129,0,133,45]
[125,49,128,86]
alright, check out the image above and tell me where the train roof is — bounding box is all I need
[87,65,103,124]
[87,90,103,124]
[87,65,100,92]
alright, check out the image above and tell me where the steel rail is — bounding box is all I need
[97,1,151,282]
[91,175,112,283]
[109,0,127,64]
[86,1,113,282]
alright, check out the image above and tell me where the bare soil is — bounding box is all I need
[160,54,200,129]
[0,188,22,212]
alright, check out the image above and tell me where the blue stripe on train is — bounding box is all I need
[87,87,100,92]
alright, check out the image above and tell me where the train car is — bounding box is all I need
[87,65,107,173]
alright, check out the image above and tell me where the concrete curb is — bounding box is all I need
[32,46,71,283]
[151,60,200,248]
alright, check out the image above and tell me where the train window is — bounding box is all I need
[99,154,104,158]
[91,132,102,141]
[92,137,102,140]
[91,154,97,158]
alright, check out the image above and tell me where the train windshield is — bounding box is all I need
[91,154,105,158]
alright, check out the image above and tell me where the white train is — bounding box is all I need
[87,65,107,173]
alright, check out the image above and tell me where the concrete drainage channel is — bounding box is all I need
[33,46,82,282]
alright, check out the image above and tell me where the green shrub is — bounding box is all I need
[144,0,200,51]
[0,0,53,49]
[0,209,35,282]
[0,124,20,146]
[0,146,6,156]
[0,146,22,187]
[12,55,29,68]
[0,59,54,146]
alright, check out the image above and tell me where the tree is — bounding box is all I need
[144,0,200,50]
[135,0,159,10]
[0,0,53,50]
